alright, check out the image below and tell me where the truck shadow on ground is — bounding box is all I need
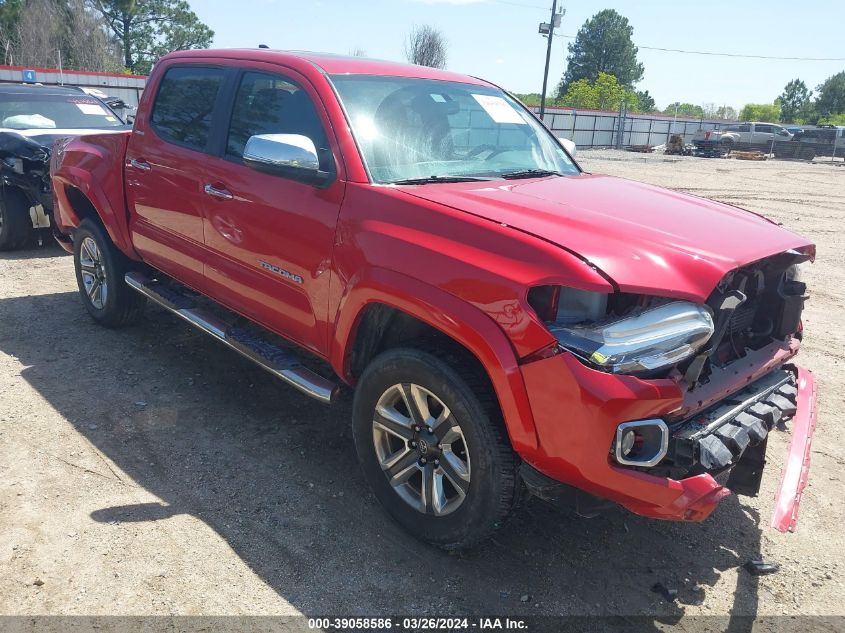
[0,240,68,261]
[0,290,767,626]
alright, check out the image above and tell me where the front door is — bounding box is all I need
[751,123,774,151]
[126,64,229,289]
[199,68,345,356]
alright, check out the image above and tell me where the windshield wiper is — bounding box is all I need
[391,175,492,185]
[499,168,564,179]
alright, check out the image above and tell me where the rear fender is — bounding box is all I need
[51,132,140,259]
[331,267,539,455]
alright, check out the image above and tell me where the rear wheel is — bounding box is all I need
[73,218,146,327]
[0,188,34,251]
[352,347,519,549]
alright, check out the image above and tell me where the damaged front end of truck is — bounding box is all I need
[0,131,52,249]
[522,247,817,532]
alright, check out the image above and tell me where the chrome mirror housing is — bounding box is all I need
[243,134,332,186]
[244,134,319,170]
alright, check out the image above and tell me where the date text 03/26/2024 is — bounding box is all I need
[307,617,528,630]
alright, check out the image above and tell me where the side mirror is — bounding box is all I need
[126,114,136,125]
[243,133,332,186]
[558,136,577,157]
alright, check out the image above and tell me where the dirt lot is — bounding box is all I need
[1,152,844,622]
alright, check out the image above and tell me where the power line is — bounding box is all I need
[556,34,845,62]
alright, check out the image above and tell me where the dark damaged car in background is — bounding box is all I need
[0,83,128,250]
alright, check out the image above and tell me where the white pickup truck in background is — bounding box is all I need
[694,122,793,152]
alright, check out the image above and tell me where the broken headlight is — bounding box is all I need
[530,288,714,374]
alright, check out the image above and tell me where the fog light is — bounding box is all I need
[620,429,637,456]
[614,419,668,467]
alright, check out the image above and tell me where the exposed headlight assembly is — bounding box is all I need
[535,289,714,374]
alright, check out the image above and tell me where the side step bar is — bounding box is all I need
[125,272,339,404]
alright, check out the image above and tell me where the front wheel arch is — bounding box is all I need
[334,283,541,457]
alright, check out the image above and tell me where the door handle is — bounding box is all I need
[128,158,151,172]
[204,183,233,200]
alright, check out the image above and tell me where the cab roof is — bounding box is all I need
[159,48,493,87]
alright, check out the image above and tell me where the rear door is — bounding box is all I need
[198,67,346,356]
[736,123,751,147]
[751,123,774,149]
[125,64,231,288]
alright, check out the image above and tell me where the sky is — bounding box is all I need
[190,0,845,111]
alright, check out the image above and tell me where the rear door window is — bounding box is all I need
[755,124,773,134]
[150,66,226,151]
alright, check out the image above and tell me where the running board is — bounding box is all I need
[125,272,339,404]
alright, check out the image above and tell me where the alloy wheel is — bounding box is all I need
[372,383,471,516]
[79,236,108,309]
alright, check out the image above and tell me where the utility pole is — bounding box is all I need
[538,0,561,120]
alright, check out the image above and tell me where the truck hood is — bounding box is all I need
[398,174,813,302]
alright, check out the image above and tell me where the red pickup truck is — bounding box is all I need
[50,49,818,549]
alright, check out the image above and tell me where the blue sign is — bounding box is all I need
[22,69,37,83]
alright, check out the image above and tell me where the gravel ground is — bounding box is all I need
[1,151,843,621]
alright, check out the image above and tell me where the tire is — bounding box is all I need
[800,147,816,161]
[0,188,34,251]
[73,218,146,327]
[720,138,734,155]
[352,347,519,549]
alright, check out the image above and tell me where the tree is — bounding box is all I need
[663,102,705,118]
[818,112,845,125]
[65,0,123,71]
[90,0,214,74]
[815,71,845,118]
[739,102,780,122]
[404,25,446,69]
[634,90,656,112]
[512,93,542,107]
[715,105,738,120]
[0,0,23,65]
[557,9,643,96]
[0,0,121,71]
[700,103,737,120]
[560,72,637,111]
[348,47,367,57]
[779,79,813,123]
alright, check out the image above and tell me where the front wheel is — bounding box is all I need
[352,348,519,549]
[73,218,146,327]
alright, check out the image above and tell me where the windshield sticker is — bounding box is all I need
[472,94,526,124]
[75,103,108,116]
[430,93,447,103]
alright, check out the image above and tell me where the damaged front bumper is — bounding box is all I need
[519,350,818,531]
[770,367,817,532]
[665,365,817,532]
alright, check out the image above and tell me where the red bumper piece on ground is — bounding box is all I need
[770,367,818,532]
